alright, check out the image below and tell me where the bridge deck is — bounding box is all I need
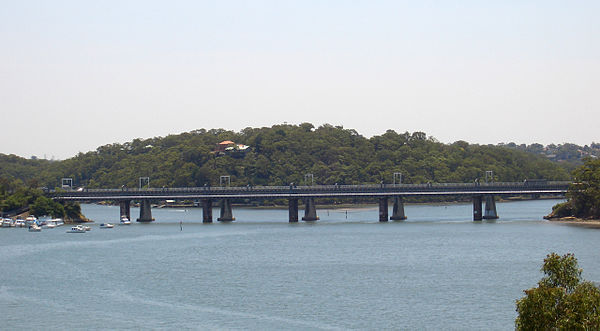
[50,181,570,201]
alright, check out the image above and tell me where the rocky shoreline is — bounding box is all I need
[63,216,93,224]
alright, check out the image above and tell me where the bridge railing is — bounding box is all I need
[48,181,571,197]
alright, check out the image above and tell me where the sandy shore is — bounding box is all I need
[547,217,600,229]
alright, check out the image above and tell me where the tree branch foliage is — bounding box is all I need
[516,253,600,330]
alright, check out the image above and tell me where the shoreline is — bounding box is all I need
[546,217,600,229]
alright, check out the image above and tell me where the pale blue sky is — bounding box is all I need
[1,1,598,159]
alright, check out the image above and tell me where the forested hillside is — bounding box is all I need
[502,142,600,171]
[0,123,569,189]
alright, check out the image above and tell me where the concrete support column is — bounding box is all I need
[137,200,155,222]
[473,195,483,221]
[202,199,213,223]
[302,198,319,221]
[483,195,499,219]
[378,197,389,222]
[390,196,407,221]
[217,199,235,222]
[288,198,299,222]
[119,200,131,220]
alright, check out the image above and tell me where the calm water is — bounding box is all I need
[2,199,599,330]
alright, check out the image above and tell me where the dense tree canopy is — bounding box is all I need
[0,124,569,191]
[503,142,600,171]
[0,180,65,217]
[549,158,600,219]
[516,253,600,330]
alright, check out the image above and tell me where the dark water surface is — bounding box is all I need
[2,199,599,330]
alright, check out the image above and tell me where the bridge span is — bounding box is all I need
[49,181,569,223]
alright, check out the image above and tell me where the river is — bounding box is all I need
[1,199,598,330]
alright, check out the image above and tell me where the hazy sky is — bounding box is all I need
[1,1,598,159]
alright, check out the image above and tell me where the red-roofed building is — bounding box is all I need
[214,140,250,157]
[215,140,235,152]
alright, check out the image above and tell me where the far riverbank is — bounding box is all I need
[97,195,562,210]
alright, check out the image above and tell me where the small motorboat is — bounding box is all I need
[81,225,91,231]
[119,216,131,225]
[99,223,114,229]
[47,219,64,227]
[28,225,42,232]
[2,219,13,228]
[14,220,26,228]
[66,226,86,233]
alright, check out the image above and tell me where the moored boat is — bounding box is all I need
[24,218,37,227]
[66,226,86,233]
[28,224,42,232]
[119,216,131,225]
[1,219,12,228]
[47,219,64,227]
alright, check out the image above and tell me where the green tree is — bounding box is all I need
[569,158,600,218]
[30,196,51,217]
[30,196,65,218]
[549,158,600,219]
[63,202,83,220]
[516,253,600,330]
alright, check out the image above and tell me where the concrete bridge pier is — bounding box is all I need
[473,195,483,221]
[119,200,131,220]
[379,197,389,222]
[483,195,499,219]
[288,198,299,222]
[390,196,407,221]
[137,200,155,222]
[202,199,213,223]
[217,199,235,222]
[302,198,319,221]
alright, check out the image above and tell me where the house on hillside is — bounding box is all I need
[214,140,250,157]
[215,140,235,153]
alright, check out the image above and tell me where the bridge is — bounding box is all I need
[49,181,570,223]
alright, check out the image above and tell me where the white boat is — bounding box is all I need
[1,219,12,228]
[66,226,86,233]
[119,216,131,225]
[14,220,26,228]
[28,224,42,232]
[47,219,64,227]
[81,225,91,231]
[99,223,114,229]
